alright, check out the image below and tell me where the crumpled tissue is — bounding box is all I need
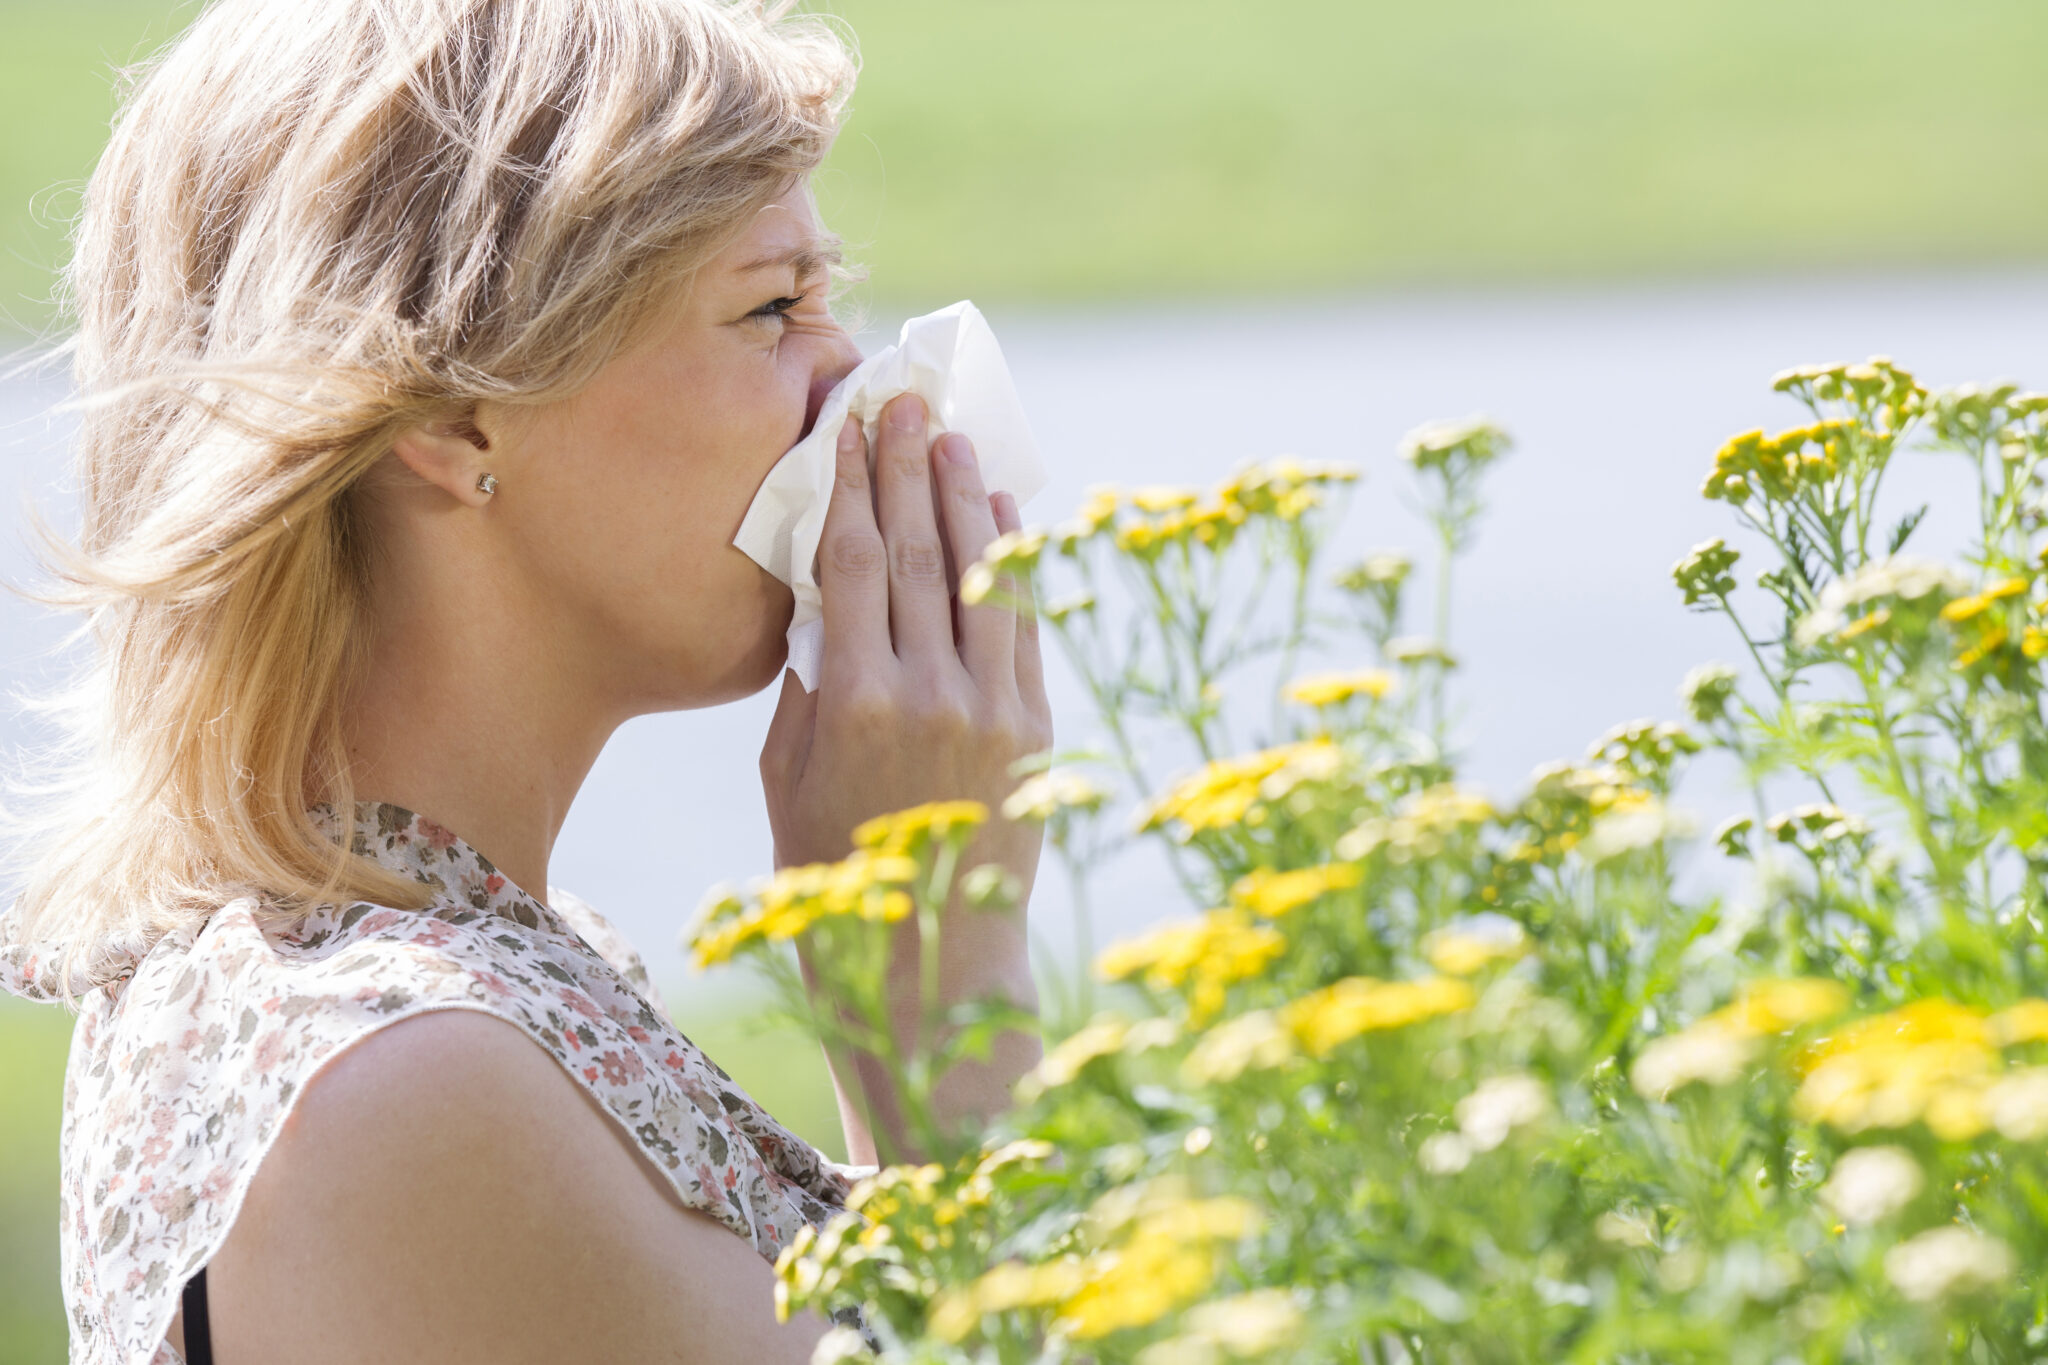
[732,300,1047,691]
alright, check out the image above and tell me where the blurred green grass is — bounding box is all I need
[0,986,841,1364]
[6,0,2048,329]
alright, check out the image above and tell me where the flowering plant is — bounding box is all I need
[688,358,2048,1362]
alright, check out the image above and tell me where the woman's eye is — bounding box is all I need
[748,293,808,324]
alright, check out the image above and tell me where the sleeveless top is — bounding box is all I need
[0,802,873,1364]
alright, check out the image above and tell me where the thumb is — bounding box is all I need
[759,667,819,792]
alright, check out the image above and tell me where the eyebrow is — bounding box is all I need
[734,237,844,279]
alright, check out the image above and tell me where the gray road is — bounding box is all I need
[6,272,2046,998]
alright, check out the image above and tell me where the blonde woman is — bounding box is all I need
[0,1,1049,1361]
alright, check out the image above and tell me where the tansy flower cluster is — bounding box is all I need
[686,850,919,969]
[927,1180,1265,1345]
[1771,356,1924,434]
[1700,420,1856,505]
[1631,978,1850,1099]
[1137,739,1346,838]
[852,800,989,857]
[1095,909,1288,1024]
[1793,998,2048,1142]
[1336,783,1494,862]
[1282,668,1398,708]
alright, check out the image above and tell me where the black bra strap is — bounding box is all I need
[181,1266,215,1365]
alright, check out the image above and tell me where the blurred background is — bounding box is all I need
[6,1,2048,1356]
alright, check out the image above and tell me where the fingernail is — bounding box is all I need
[938,432,973,467]
[992,491,1017,522]
[887,394,926,432]
[838,416,861,451]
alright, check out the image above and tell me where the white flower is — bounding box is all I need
[1579,798,1696,863]
[1795,556,1969,645]
[1883,1225,2014,1302]
[1820,1146,1923,1226]
[1631,1024,1758,1098]
[1454,1074,1551,1151]
[1002,768,1112,822]
[1984,1068,2048,1141]
[1180,1010,1293,1086]
[1595,1209,1658,1249]
[810,1326,871,1365]
[1417,1131,1473,1175]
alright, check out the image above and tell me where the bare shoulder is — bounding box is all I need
[204,1008,832,1365]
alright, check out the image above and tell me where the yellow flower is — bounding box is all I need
[1138,740,1345,838]
[1282,668,1397,707]
[1952,624,2010,670]
[1423,922,1529,976]
[1280,975,1474,1056]
[852,800,988,854]
[1054,487,1122,552]
[1130,485,1200,513]
[1989,999,2048,1046]
[1718,977,1850,1034]
[1630,978,1848,1099]
[1020,1013,1130,1096]
[1228,862,1362,917]
[685,850,919,968]
[1096,910,1287,1024]
[1793,999,1998,1139]
[1056,1184,1265,1340]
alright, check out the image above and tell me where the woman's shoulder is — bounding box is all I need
[61,891,861,1365]
[201,1007,838,1363]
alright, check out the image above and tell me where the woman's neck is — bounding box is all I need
[338,575,619,907]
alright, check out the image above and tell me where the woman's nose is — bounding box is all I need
[804,328,865,439]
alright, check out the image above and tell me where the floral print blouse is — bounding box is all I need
[0,802,873,1364]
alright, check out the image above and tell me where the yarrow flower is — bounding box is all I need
[1883,1225,2014,1303]
[1820,1146,1923,1226]
[1002,769,1112,823]
[1794,556,1970,648]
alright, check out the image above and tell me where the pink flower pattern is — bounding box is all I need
[0,802,875,1364]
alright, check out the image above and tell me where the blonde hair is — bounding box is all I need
[7,0,854,996]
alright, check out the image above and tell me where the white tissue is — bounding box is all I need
[732,300,1047,691]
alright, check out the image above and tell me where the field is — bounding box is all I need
[4,0,2048,329]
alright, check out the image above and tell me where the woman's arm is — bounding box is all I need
[760,396,1051,1167]
[200,1010,835,1364]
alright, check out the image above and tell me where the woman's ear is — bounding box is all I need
[390,413,497,507]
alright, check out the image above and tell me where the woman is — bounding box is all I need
[0,1,1049,1361]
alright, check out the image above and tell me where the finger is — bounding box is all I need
[931,432,1013,686]
[818,417,891,675]
[871,394,955,666]
[993,491,1049,718]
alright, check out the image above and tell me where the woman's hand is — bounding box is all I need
[759,391,1052,885]
[758,392,1051,1164]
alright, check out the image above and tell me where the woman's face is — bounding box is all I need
[480,185,862,713]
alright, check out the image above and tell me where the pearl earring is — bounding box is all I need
[475,472,498,495]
